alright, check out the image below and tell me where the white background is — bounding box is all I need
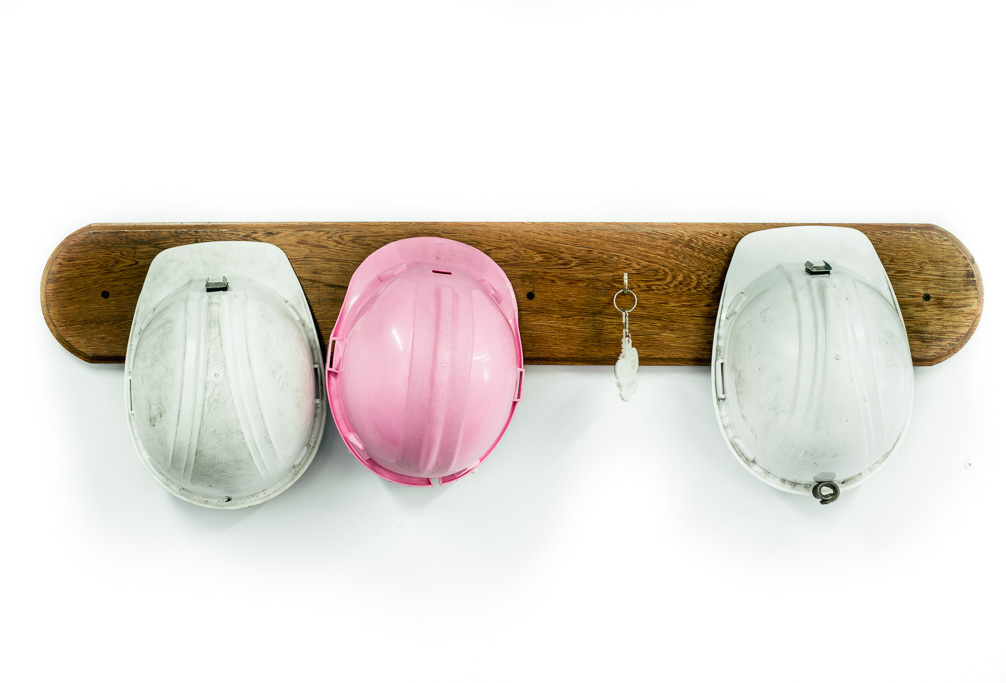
[2,1,1003,680]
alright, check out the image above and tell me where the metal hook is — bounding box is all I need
[811,481,840,505]
[614,273,637,341]
[613,274,637,313]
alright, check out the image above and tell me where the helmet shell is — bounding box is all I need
[327,237,523,486]
[125,242,325,509]
[712,226,913,495]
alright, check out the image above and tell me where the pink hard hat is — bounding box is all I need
[326,237,524,486]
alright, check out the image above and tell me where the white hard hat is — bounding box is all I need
[125,242,325,509]
[712,226,914,503]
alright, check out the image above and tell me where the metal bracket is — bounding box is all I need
[205,276,229,292]
[804,260,832,275]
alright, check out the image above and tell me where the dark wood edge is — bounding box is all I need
[40,225,106,363]
[928,226,983,365]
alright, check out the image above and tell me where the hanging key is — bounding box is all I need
[613,273,639,401]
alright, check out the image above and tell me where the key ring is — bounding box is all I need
[614,273,636,341]
[613,273,638,314]
[613,272,639,401]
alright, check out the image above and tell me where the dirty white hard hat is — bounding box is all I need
[711,226,914,504]
[124,241,325,509]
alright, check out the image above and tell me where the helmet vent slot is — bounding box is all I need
[432,269,452,275]
[715,359,727,399]
[327,337,346,373]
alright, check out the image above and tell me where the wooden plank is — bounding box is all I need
[40,222,982,366]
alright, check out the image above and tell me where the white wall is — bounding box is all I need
[3,1,1003,680]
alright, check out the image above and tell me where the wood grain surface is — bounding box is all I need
[40,222,983,365]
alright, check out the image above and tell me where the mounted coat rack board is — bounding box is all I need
[40,222,982,365]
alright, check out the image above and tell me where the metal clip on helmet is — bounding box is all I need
[327,237,524,486]
[712,226,914,503]
[125,242,325,509]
